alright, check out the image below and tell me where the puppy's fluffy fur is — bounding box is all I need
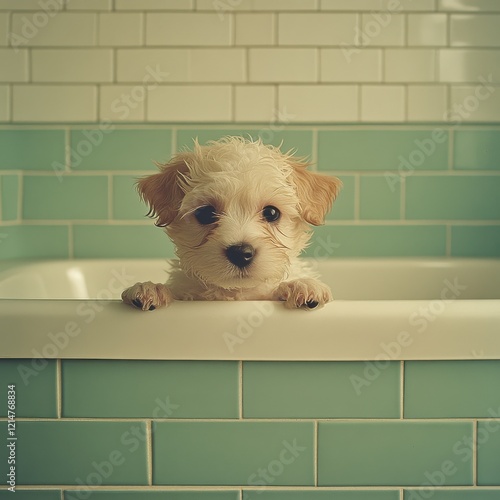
[122,137,341,311]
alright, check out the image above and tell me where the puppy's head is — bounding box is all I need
[139,137,341,289]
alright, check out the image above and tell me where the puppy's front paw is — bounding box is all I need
[121,282,173,311]
[275,279,332,311]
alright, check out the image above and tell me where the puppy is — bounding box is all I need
[122,137,341,311]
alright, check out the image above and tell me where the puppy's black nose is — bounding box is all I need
[226,244,255,268]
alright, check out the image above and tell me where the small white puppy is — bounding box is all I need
[122,137,341,311]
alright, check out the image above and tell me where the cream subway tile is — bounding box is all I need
[234,85,275,122]
[450,14,500,47]
[278,13,357,46]
[385,49,436,82]
[99,85,146,122]
[450,85,500,121]
[188,48,246,82]
[408,85,448,121]
[116,0,194,9]
[321,48,382,82]
[408,14,447,46]
[249,48,317,82]
[235,13,274,46]
[252,0,318,9]
[361,85,405,121]
[12,85,97,122]
[0,49,28,82]
[147,85,231,121]
[0,85,9,121]
[439,49,500,82]
[322,0,436,10]
[11,13,96,46]
[196,0,253,11]
[278,85,358,122]
[32,49,113,82]
[196,0,317,10]
[0,13,8,46]
[117,49,189,82]
[360,13,405,46]
[146,13,231,46]
[0,0,63,9]
[67,0,112,10]
[98,13,142,46]
[439,0,500,11]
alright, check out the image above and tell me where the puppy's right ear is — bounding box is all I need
[138,155,190,227]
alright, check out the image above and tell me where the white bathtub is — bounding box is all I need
[0,258,499,361]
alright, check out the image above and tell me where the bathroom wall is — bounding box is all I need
[0,0,499,259]
[1,358,500,497]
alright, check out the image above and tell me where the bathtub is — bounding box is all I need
[0,258,499,361]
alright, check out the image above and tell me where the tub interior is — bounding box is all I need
[0,258,499,300]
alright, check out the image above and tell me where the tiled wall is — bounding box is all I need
[1,0,500,122]
[1,359,500,497]
[0,125,499,259]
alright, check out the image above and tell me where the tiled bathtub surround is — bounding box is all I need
[1,0,500,122]
[1,359,500,495]
[0,125,499,259]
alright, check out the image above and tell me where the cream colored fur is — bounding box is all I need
[122,137,341,311]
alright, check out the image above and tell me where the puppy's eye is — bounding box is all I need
[194,205,218,225]
[262,205,280,222]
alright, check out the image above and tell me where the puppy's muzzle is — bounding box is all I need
[225,243,255,269]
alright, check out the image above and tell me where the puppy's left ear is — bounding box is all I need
[290,160,342,226]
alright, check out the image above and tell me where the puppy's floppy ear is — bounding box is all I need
[138,154,190,227]
[290,159,342,226]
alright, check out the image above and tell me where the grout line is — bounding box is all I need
[108,173,113,219]
[0,176,2,221]
[400,488,404,500]
[400,176,406,220]
[17,172,23,222]
[142,11,146,46]
[354,174,360,220]
[473,419,478,486]
[311,127,318,166]
[56,359,62,418]
[400,360,405,419]
[171,127,177,154]
[448,126,454,170]
[446,224,452,256]
[147,420,153,485]
[239,360,243,420]
[314,420,319,487]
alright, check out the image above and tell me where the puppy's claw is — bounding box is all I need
[122,282,173,311]
[275,279,332,311]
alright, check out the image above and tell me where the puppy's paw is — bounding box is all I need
[275,279,332,311]
[121,282,173,311]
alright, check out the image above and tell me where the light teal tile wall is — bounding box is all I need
[0,125,499,259]
[1,359,500,495]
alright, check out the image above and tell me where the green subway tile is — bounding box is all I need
[0,492,61,500]
[405,361,500,418]
[73,224,175,258]
[307,225,446,258]
[406,176,500,220]
[70,129,171,170]
[454,130,500,170]
[478,421,500,485]
[326,175,354,220]
[318,422,473,486]
[0,421,148,485]
[113,175,149,220]
[23,175,108,220]
[405,490,500,500]
[0,359,57,417]
[243,362,400,418]
[451,226,500,257]
[1,175,19,221]
[359,176,400,220]
[0,130,65,170]
[65,493,239,500]
[63,360,238,418]
[244,492,399,500]
[153,422,314,485]
[318,130,449,171]
[176,129,313,159]
[0,225,69,259]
